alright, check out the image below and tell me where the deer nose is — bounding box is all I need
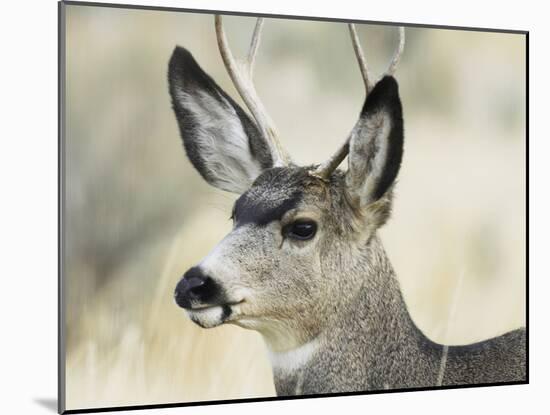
[174,267,216,309]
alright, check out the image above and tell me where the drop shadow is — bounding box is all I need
[34,398,57,413]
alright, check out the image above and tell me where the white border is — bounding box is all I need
[1,0,546,414]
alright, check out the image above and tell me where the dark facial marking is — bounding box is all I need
[231,168,309,227]
[233,192,302,227]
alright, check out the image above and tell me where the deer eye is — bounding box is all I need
[283,220,317,241]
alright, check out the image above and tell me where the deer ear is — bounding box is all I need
[345,76,404,209]
[168,46,274,194]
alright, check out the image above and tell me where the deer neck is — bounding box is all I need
[322,233,419,346]
[348,234,414,335]
[268,234,438,394]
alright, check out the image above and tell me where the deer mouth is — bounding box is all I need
[185,300,245,328]
[188,299,244,312]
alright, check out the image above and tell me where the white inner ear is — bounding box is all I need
[175,88,263,193]
[347,111,392,204]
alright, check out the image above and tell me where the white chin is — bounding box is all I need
[186,306,224,328]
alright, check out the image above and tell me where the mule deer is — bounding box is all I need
[168,16,526,395]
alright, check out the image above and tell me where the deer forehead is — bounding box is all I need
[232,167,330,227]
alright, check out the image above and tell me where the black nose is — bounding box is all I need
[174,267,217,309]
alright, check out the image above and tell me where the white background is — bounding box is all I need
[0,0,544,414]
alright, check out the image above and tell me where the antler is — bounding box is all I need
[309,24,405,181]
[215,15,290,166]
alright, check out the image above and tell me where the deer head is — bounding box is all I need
[169,16,405,352]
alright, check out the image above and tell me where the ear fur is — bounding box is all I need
[345,76,404,211]
[168,46,274,194]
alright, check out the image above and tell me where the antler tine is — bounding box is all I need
[386,27,405,76]
[247,18,264,76]
[309,25,405,181]
[215,15,290,166]
[348,23,373,94]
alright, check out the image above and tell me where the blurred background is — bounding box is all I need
[63,3,526,410]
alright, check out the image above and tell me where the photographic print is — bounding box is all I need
[59,1,527,413]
